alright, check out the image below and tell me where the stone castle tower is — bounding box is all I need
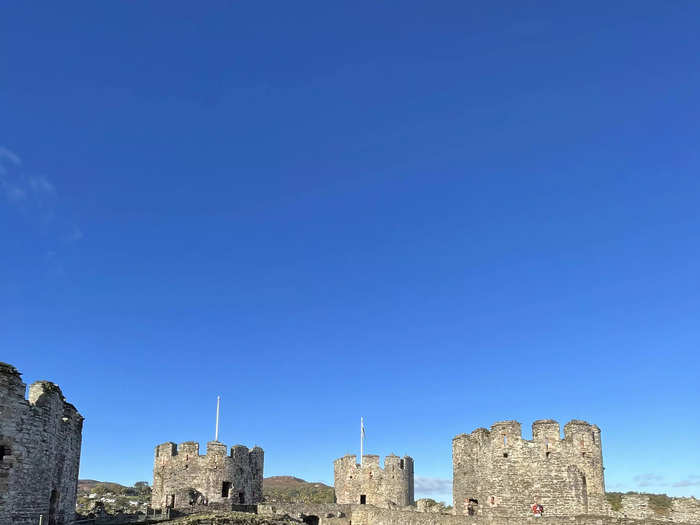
[452,419,606,517]
[334,454,414,507]
[0,362,84,525]
[151,440,263,509]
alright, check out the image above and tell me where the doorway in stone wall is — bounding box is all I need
[238,492,245,504]
[360,494,367,504]
[48,489,59,525]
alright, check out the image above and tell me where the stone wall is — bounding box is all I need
[151,440,264,509]
[0,362,84,525]
[259,502,353,524]
[222,501,700,525]
[349,506,689,525]
[606,494,700,524]
[453,420,606,518]
[333,454,414,506]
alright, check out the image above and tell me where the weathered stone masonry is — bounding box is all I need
[334,454,414,506]
[453,420,606,518]
[151,440,263,510]
[0,362,83,525]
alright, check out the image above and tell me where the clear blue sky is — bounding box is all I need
[1,1,699,504]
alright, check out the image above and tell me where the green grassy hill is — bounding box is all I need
[263,476,335,504]
[76,476,335,514]
[76,480,151,515]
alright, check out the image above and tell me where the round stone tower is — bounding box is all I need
[151,440,264,509]
[334,454,414,507]
[452,419,605,517]
[0,362,83,525]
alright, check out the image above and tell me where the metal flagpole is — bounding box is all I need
[360,417,364,466]
[215,396,221,441]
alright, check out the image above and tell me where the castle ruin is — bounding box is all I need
[151,440,264,510]
[0,362,83,525]
[334,454,414,507]
[452,419,606,517]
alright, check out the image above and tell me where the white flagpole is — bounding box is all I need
[215,396,221,441]
[360,417,364,466]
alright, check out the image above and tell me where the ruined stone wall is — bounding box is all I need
[453,420,605,518]
[231,501,700,525]
[349,506,690,525]
[258,502,353,525]
[333,454,414,506]
[151,440,264,509]
[606,494,700,524]
[666,498,700,524]
[0,362,83,525]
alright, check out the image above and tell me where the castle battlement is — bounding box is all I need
[334,453,414,507]
[453,419,602,448]
[333,454,413,472]
[155,440,263,461]
[0,362,83,525]
[152,439,264,509]
[0,364,84,430]
[453,419,606,518]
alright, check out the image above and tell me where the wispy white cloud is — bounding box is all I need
[0,146,21,170]
[28,174,55,193]
[1,145,83,275]
[633,473,666,488]
[415,476,452,495]
[1,146,25,202]
[0,146,55,204]
[64,226,84,242]
[672,475,700,488]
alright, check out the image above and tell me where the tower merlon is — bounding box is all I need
[155,442,177,458]
[490,420,523,442]
[230,443,250,460]
[532,419,561,442]
[28,380,65,406]
[362,454,380,466]
[177,441,200,456]
[206,440,227,456]
[0,361,21,378]
[384,454,413,471]
[563,419,595,441]
[249,446,264,462]
[0,361,26,398]
[334,454,359,467]
[453,427,490,445]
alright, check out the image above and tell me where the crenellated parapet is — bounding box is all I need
[151,439,264,509]
[0,362,83,525]
[453,419,605,518]
[334,454,414,507]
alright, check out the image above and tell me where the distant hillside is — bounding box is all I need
[76,477,334,512]
[76,480,151,515]
[263,476,335,504]
[78,480,131,493]
[264,476,310,488]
